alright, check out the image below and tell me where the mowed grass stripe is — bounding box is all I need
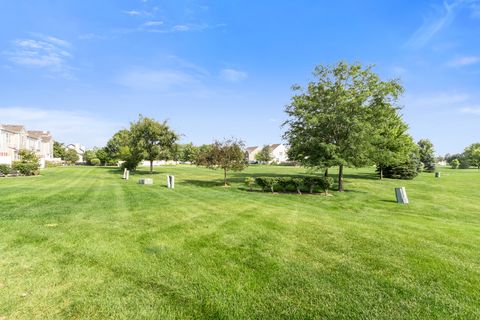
[0,165,479,319]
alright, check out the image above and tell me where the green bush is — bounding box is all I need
[290,177,303,194]
[0,164,11,175]
[253,176,332,195]
[45,161,62,168]
[318,176,334,195]
[12,161,39,176]
[451,159,460,169]
[90,158,101,166]
[378,161,419,180]
[303,176,320,194]
[277,177,292,192]
[12,150,40,176]
[244,177,255,191]
[255,177,278,193]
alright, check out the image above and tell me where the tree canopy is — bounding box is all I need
[417,139,436,172]
[130,115,179,173]
[284,62,405,191]
[464,143,480,169]
[195,138,247,186]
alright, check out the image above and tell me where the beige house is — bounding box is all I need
[245,146,261,162]
[0,124,54,167]
[245,144,289,164]
[66,143,86,163]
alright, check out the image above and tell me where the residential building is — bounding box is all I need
[66,143,86,163]
[0,124,54,167]
[245,146,261,162]
[245,144,289,164]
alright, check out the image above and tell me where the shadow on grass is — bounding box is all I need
[379,199,397,203]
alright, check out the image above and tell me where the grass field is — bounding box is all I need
[0,165,479,319]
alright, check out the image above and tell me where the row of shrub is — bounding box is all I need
[245,176,334,194]
[0,162,39,176]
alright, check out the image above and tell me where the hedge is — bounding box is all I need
[254,176,334,194]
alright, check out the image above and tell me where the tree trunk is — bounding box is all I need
[338,164,344,192]
[150,160,153,173]
[224,168,228,186]
[324,168,329,177]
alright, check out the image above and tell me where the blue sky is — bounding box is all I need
[1,0,479,155]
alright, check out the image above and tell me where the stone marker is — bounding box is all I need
[395,187,409,204]
[435,172,441,178]
[138,178,153,185]
[167,175,175,189]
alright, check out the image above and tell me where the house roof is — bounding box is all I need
[246,146,259,153]
[28,130,52,141]
[1,124,25,133]
[268,144,281,151]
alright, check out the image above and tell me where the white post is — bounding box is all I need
[170,175,175,189]
[123,168,127,179]
[167,175,171,188]
[395,187,409,204]
[126,170,129,180]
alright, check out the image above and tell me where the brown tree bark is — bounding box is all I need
[338,164,344,192]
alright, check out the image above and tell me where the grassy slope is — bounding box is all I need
[0,165,479,319]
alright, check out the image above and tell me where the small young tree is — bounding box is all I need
[244,177,255,191]
[464,143,480,170]
[417,139,436,172]
[196,138,247,186]
[64,149,79,165]
[451,159,460,169]
[255,145,273,163]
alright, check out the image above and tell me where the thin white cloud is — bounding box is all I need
[0,107,123,147]
[124,10,142,16]
[406,2,457,49]
[220,68,248,82]
[406,0,480,49]
[460,107,480,115]
[447,55,480,67]
[143,20,163,26]
[5,34,74,78]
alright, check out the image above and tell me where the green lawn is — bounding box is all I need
[0,165,479,319]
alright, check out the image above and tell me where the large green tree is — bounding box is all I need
[106,129,143,171]
[417,139,436,172]
[284,62,404,191]
[464,143,480,169]
[195,138,247,186]
[130,115,179,173]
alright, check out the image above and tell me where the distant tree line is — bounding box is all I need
[444,143,480,169]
